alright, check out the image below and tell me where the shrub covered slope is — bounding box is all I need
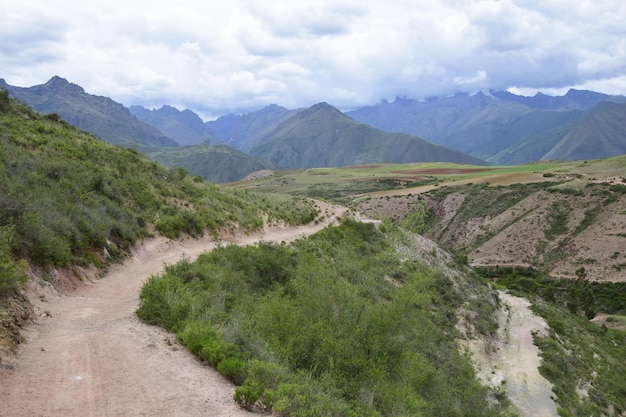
[0,90,317,295]
[137,219,515,416]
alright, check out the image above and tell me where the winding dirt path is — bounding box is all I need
[0,203,349,417]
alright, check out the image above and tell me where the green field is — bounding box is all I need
[226,158,624,203]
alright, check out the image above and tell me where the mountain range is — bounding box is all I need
[129,104,218,146]
[246,102,485,168]
[3,76,626,181]
[0,76,177,148]
[347,90,626,164]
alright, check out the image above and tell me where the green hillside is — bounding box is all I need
[541,102,626,161]
[0,91,317,296]
[250,103,486,169]
[147,144,275,183]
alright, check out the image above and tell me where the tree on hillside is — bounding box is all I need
[0,89,10,113]
[568,266,596,319]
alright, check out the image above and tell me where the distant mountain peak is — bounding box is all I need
[307,102,343,115]
[392,97,417,105]
[49,75,69,83]
[564,88,609,99]
[2,77,176,147]
[44,76,85,93]
[311,101,333,109]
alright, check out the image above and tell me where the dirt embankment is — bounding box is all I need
[0,202,349,417]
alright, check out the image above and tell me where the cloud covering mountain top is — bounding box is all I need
[2,0,626,119]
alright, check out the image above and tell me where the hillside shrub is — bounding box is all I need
[0,226,27,295]
[544,201,570,240]
[137,220,511,416]
[0,89,10,113]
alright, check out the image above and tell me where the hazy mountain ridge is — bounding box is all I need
[490,88,626,110]
[5,77,626,172]
[0,76,177,148]
[0,77,278,182]
[129,104,218,146]
[347,90,626,164]
[248,102,486,168]
[206,104,296,151]
[147,144,275,183]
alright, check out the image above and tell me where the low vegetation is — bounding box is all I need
[137,219,515,416]
[0,90,317,296]
[4,84,626,416]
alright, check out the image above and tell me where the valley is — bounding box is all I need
[232,157,626,282]
[1,80,626,416]
[4,77,626,183]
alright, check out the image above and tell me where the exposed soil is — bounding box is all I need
[356,183,626,282]
[463,291,559,417]
[0,200,565,417]
[396,167,494,175]
[0,202,349,417]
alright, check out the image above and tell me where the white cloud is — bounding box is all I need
[2,0,626,118]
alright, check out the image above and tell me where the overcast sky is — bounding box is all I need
[2,0,626,119]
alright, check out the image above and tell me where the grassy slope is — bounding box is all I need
[0,92,318,356]
[0,93,318,275]
[0,77,176,148]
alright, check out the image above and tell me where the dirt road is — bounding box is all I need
[0,203,349,417]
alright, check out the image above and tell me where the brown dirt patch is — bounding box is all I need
[396,168,494,175]
[463,291,559,417]
[338,164,384,169]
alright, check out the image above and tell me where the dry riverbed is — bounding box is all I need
[464,291,559,417]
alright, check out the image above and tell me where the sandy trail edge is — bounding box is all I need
[0,203,349,417]
[463,291,559,417]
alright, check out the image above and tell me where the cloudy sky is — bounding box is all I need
[2,0,626,119]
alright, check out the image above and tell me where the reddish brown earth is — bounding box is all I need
[396,168,494,175]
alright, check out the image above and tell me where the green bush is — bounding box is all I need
[0,226,27,295]
[136,273,190,330]
[217,358,247,385]
[0,89,10,113]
